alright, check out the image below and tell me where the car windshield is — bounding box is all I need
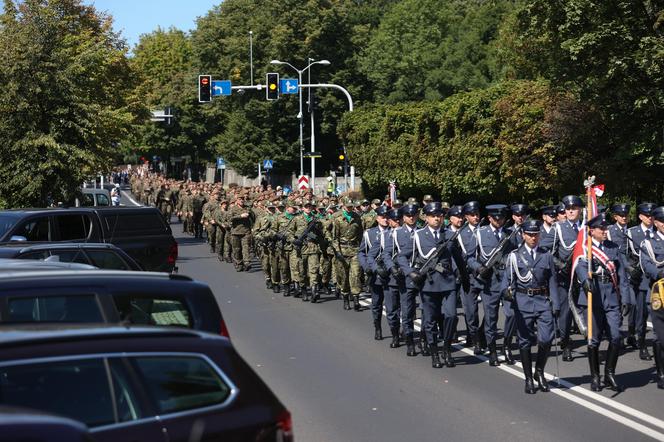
[0,215,18,239]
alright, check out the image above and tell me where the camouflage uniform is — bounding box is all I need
[229,201,255,271]
[289,205,324,301]
[273,205,298,296]
[253,203,276,288]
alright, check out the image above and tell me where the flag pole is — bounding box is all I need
[585,177,595,346]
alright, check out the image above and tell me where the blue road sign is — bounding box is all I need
[212,80,232,96]
[216,157,226,169]
[263,159,274,170]
[280,79,298,95]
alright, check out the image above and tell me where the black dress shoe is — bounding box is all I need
[406,335,416,357]
[389,328,400,348]
[525,377,537,394]
[431,347,443,369]
[489,343,501,367]
[374,321,383,340]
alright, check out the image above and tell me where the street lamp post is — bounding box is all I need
[270,59,330,192]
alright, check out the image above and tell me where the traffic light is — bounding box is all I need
[266,73,279,100]
[199,75,212,103]
[338,146,346,161]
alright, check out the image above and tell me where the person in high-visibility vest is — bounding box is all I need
[327,177,335,196]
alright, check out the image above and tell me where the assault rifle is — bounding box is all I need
[476,219,526,282]
[409,221,468,286]
[293,217,320,251]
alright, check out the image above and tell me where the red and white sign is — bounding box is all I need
[298,175,310,190]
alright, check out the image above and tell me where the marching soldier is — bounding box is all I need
[192,188,206,239]
[552,195,583,362]
[274,201,298,296]
[412,202,461,368]
[460,201,485,354]
[626,203,657,359]
[229,197,255,271]
[639,206,664,389]
[502,219,559,394]
[468,204,517,366]
[215,199,230,262]
[395,203,422,356]
[290,200,324,302]
[382,208,405,349]
[254,201,276,289]
[327,198,363,311]
[318,202,334,296]
[607,203,630,254]
[539,205,557,251]
[575,213,633,392]
[555,202,567,223]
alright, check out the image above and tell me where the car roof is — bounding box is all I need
[0,259,98,272]
[0,242,120,251]
[0,269,191,281]
[0,324,209,348]
[0,206,156,213]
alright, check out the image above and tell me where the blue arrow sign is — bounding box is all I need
[216,157,226,169]
[263,159,273,170]
[212,80,232,96]
[280,79,298,95]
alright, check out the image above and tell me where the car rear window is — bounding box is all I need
[0,358,114,427]
[113,295,191,327]
[6,295,103,323]
[131,356,231,414]
[103,213,166,237]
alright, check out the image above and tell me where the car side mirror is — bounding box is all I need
[9,235,27,242]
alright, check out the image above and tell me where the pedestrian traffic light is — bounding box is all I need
[266,73,279,101]
[199,75,212,103]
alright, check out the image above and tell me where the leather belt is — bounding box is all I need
[594,275,612,284]
[517,287,549,297]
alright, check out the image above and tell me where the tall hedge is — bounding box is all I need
[338,80,603,204]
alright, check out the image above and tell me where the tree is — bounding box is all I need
[0,0,144,207]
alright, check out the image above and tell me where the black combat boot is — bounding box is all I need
[489,342,501,366]
[638,337,652,360]
[444,341,455,367]
[333,285,340,299]
[420,333,431,356]
[430,341,443,369]
[653,343,664,389]
[374,320,383,340]
[502,336,515,365]
[406,334,416,357]
[626,326,637,349]
[534,344,551,392]
[284,284,292,297]
[473,332,484,355]
[342,295,351,310]
[561,338,574,362]
[390,327,400,348]
[353,295,361,311]
[603,344,623,392]
[310,285,319,303]
[588,346,602,391]
[293,283,301,298]
[520,348,537,394]
[302,286,310,302]
[273,283,280,294]
[265,279,272,290]
[465,333,474,348]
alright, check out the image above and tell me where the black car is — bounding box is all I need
[0,270,228,336]
[0,206,177,272]
[0,242,143,270]
[0,325,293,442]
[0,406,93,442]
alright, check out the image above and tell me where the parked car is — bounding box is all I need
[77,188,111,207]
[0,270,227,335]
[0,206,177,272]
[0,325,293,442]
[0,258,97,272]
[0,406,93,442]
[0,242,143,270]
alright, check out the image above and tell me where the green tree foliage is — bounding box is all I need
[338,80,599,203]
[504,0,664,200]
[0,0,143,207]
[359,0,515,103]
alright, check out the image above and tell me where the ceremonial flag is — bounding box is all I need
[387,181,397,208]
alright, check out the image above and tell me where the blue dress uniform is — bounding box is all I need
[640,207,664,389]
[459,201,484,355]
[359,205,390,341]
[539,205,557,252]
[606,204,630,255]
[394,204,421,357]
[381,208,406,349]
[575,214,633,392]
[412,202,459,368]
[639,206,664,389]
[467,204,517,366]
[551,195,583,361]
[626,202,657,360]
[501,220,559,394]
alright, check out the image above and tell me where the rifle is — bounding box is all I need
[293,217,320,252]
[409,221,468,286]
[476,219,525,282]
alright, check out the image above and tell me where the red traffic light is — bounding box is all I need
[199,75,212,103]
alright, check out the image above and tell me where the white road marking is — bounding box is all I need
[357,296,664,441]
[121,190,142,207]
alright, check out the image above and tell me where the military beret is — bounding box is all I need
[521,219,541,234]
[371,198,382,205]
[423,194,434,203]
[486,204,509,217]
[562,195,583,208]
[447,205,464,218]
[424,202,444,215]
[375,205,389,217]
[653,206,664,222]
[387,208,402,220]
[462,201,480,215]
[510,204,529,215]
[541,205,556,217]
[402,204,419,216]
[587,213,610,228]
[611,203,630,215]
[637,202,657,216]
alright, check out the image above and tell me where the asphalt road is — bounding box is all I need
[164,218,664,442]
